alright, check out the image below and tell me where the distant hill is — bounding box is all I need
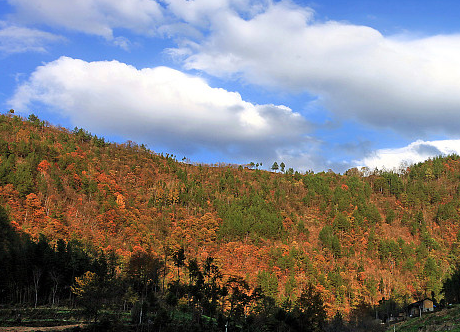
[1,112,460,316]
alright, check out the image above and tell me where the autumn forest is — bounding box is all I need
[2,112,460,331]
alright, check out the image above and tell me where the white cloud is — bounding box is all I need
[356,139,460,171]
[165,0,230,28]
[171,1,460,136]
[9,56,310,162]
[5,0,272,43]
[6,0,460,137]
[7,0,460,171]
[113,36,131,51]
[163,0,269,27]
[0,22,64,54]
[7,0,163,39]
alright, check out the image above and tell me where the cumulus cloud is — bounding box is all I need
[356,139,460,171]
[6,0,460,137]
[9,56,310,162]
[7,0,460,171]
[7,0,163,40]
[170,0,460,136]
[0,22,63,54]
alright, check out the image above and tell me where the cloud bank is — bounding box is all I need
[171,1,460,136]
[6,0,460,137]
[357,139,460,171]
[9,56,310,163]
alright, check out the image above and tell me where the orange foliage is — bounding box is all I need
[115,192,126,209]
[37,160,51,173]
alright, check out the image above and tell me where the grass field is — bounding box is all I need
[386,305,460,332]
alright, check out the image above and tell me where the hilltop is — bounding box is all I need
[1,112,460,316]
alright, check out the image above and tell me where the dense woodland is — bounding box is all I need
[1,112,460,330]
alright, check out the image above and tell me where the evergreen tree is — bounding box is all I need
[280,162,286,173]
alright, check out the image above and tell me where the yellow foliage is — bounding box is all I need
[71,271,98,298]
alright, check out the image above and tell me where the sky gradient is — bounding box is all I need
[2,0,460,173]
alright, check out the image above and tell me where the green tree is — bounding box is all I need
[217,194,283,240]
[442,265,460,304]
[385,209,396,224]
[0,154,15,185]
[280,162,286,173]
[14,162,35,197]
[333,213,351,233]
[319,225,342,257]
[257,270,279,299]
[424,256,442,294]
[271,162,279,172]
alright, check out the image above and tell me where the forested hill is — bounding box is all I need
[1,112,460,316]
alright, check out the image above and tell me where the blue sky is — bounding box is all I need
[2,0,460,173]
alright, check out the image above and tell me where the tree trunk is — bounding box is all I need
[33,268,43,308]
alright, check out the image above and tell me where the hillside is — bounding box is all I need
[1,112,460,316]
[386,305,460,332]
